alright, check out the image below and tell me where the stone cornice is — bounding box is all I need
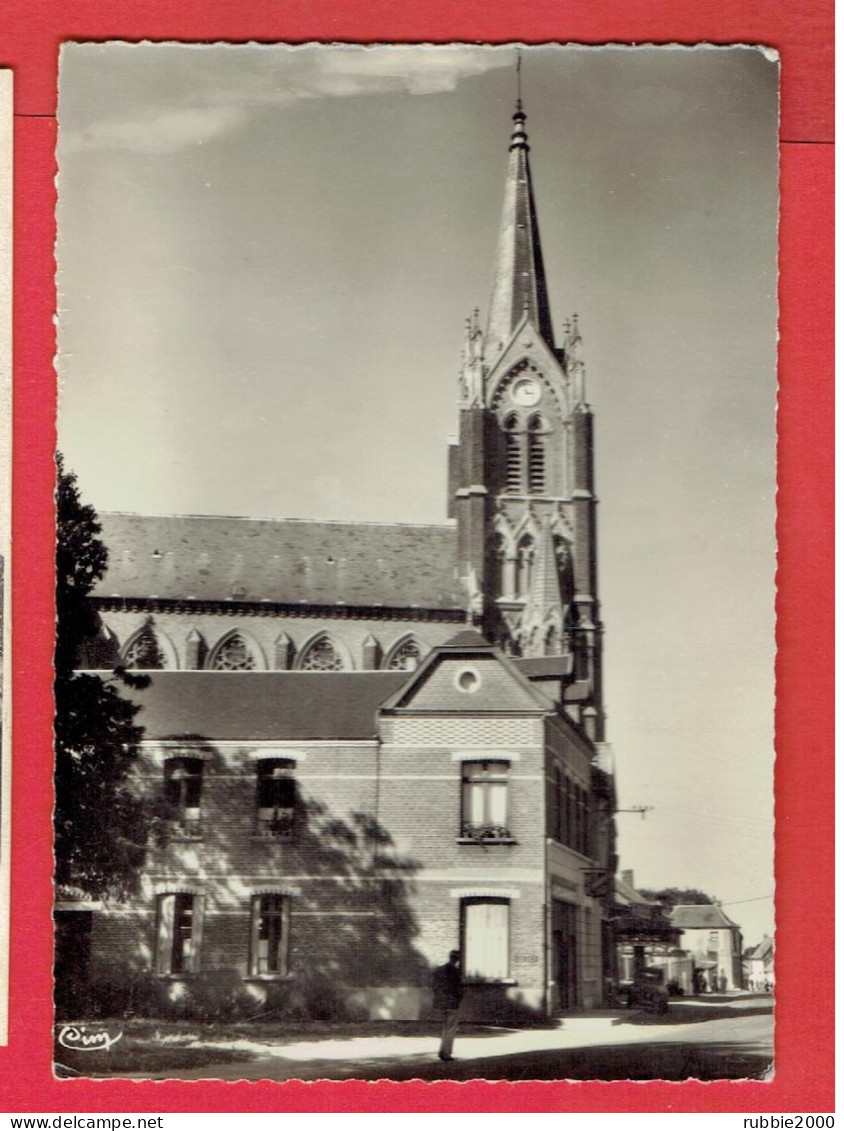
[91,595,466,624]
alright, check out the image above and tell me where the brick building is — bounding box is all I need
[58,98,622,1020]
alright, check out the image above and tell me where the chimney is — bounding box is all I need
[621,869,634,888]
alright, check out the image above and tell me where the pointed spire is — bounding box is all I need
[485,85,555,358]
[520,518,568,658]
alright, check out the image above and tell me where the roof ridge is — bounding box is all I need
[99,511,457,531]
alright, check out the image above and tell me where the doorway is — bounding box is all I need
[553,899,578,1011]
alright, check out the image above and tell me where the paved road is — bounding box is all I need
[136,997,773,1083]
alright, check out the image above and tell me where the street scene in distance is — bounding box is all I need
[53,44,777,1081]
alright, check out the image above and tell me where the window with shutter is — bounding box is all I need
[255,760,297,839]
[164,758,203,839]
[249,894,291,977]
[461,899,510,981]
[156,892,202,975]
[461,761,510,841]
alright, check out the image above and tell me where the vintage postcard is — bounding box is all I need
[53,42,777,1081]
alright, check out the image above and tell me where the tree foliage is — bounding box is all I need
[54,455,153,898]
[639,887,718,908]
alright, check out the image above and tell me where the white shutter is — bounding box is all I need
[464,901,509,980]
[156,894,175,975]
[190,895,205,974]
[488,781,507,826]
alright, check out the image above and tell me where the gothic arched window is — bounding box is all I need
[387,638,422,672]
[487,532,507,601]
[299,635,345,671]
[527,415,547,495]
[517,535,536,598]
[554,535,572,604]
[124,623,165,670]
[503,413,522,494]
[211,633,257,671]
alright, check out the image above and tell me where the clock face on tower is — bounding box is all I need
[511,377,541,407]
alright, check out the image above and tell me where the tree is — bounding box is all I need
[639,887,718,909]
[54,455,153,898]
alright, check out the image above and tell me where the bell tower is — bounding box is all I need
[449,93,604,739]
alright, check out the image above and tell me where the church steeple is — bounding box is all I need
[484,96,555,358]
[449,84,604,738]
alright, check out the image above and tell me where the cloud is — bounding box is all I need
[311,45,514,96]
[59,43,514,156]
[61,103,250,156]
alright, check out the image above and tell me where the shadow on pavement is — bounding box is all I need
[318,1040,774,1083]
[617,1003,774,1028]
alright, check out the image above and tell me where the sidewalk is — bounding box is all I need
[99,996,773,1082]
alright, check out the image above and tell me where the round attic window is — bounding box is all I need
[455,667,480,694]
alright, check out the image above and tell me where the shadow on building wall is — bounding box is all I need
[56,757,432,1023]
[57,734,547,1026]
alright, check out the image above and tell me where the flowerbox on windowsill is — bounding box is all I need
[168,817,202,841]
[254,810,295,840]
[462,978,519,987]
[458,824,517,845]
[456,837,517,845]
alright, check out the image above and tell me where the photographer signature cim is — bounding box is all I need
[58,1025,123,1052]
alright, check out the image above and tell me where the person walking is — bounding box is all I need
[432,949,463,1061]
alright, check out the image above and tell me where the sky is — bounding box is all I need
[56,43,779,944]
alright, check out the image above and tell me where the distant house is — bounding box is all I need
[744,935,774,993]
[669,903,744,991]
[612,871,690,993]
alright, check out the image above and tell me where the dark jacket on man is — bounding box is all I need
[432,958,463,1012]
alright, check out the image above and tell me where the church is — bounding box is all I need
[60,95,623,1021]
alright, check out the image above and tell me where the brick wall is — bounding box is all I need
[86,650,612,1020]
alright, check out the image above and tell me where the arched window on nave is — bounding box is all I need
[123,622,165,670]
[210,632,258,671]
[387,638,423,672]
[299,635,345,672]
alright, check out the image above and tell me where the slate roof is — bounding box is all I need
[669,903,740,930]
[750,936,773,961]
[92,512,463,610]
[614,876,658,908]
[117,671,410,741]
[440,630,491,649]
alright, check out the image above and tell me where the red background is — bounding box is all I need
[0,0,833,1113]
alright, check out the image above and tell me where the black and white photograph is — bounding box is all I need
[53,43,778,1081]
